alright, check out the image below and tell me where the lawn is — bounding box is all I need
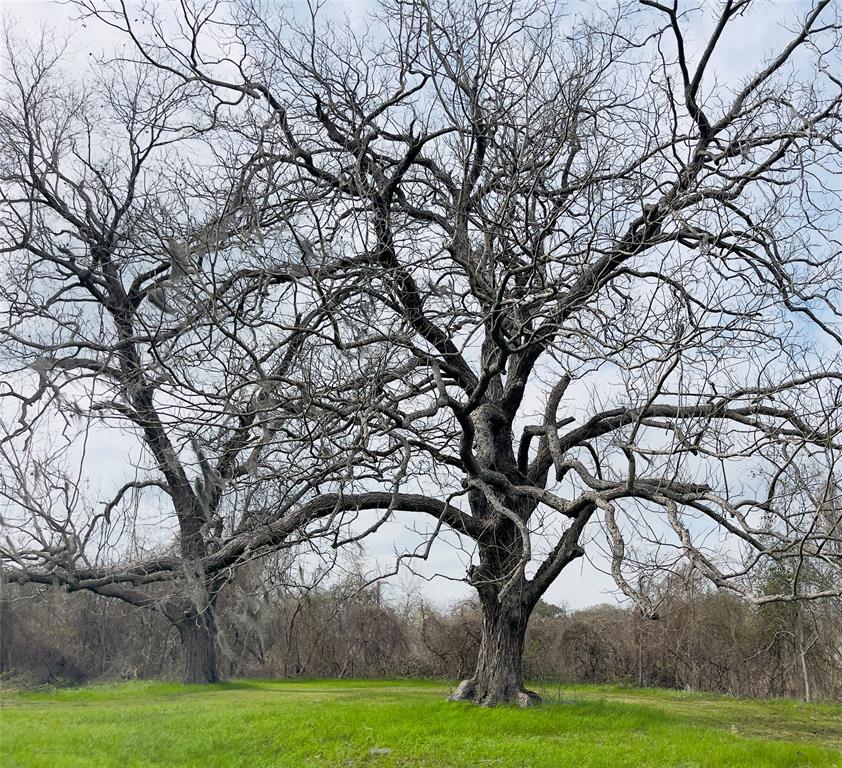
[1,679,839,768]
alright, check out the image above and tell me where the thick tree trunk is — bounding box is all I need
[452,404,546,706]
[450,597,539,707]
[174,605,220,684]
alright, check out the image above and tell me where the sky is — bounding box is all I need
[0,0,828,612]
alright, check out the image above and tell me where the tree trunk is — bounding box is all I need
[450,597,539,707]
[174,605,220,684]
[797,620,812,703]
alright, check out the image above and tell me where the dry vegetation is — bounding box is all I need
[4,563,841,701]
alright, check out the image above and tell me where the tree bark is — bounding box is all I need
[174,605,220,684]
[797,620,812,703]
[450,596,539,707]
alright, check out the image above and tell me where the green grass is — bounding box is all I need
[1,679,840,767]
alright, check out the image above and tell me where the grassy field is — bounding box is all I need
[1,679,840,768]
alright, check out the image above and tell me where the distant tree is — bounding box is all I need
[532,601,566,620]
[749,465,842,700]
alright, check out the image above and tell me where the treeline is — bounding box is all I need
[3,569,840,701]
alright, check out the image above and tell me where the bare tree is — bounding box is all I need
[0,23,375,683]
[13,0,842,705]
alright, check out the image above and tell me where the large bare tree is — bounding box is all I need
[11,0,842,705]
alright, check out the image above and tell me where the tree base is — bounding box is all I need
[175,610,220,685]
[449,678,541,707]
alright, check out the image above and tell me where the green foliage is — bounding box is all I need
[531,600,566,619]
[1,680,839,768]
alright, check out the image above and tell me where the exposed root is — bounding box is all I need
[449,679,541,708]
[514,688,541,708]
[448,678,476,702]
